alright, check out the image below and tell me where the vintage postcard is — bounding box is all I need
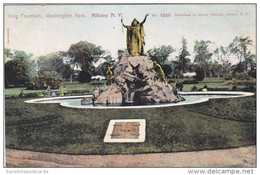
[3,3,256,172]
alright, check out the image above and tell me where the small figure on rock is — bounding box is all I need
[106,64,115,85]
[19,90,25,98]
[46,86,51,97]
[153,61,167,84]
[59,85,67,96]
[202,84,208,92]
[176,81,183,91]
[121,14,149,56]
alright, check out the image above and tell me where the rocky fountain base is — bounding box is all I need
[82,55,184,105]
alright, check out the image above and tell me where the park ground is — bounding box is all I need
[5,146,256,167]
[4,78,256,167]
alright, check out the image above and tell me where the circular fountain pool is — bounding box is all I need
[24,91,254,109]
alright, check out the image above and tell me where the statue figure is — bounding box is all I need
[46,86,51,97]
[106,65,114,85]
[153,61,167,85]
[59,85,67,96]
[121,14,149,56]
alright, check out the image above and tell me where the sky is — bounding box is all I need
[4,4,256,64]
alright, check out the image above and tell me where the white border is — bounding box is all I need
[103,119,146,143]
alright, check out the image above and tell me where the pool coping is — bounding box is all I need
[24,91,254,109]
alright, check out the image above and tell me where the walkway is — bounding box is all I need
[5,146,256,167]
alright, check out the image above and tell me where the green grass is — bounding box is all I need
[5,88,44,96]
[168,78,251,92]
[5,81,104,96]
[5,96,256,155]
[64,81,103,91]
[5,78,255,96]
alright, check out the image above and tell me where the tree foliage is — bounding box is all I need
[147,45,175,65]
[67,41,106,82]
[5,50,33,87]
[194,66,205,81]
[194,40,213,64]
[228,36,256,73]
[176,37,191,73]
[36,53,69,81]
[27,74,61,90]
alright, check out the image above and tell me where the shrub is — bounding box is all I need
[162,64,173,78]
[225,79,256,86]
[89,80,105,86]
[69,89,91,95]
[233,72,252,80]
[182,78,198,84]
[191,85,198,91]
[194,67,205,81]
[231,85,238,91]
[240,86,256,92]
[224,74,233,80]
[168,79,175,84]
[27,74,61,90]
[78,71,92,83]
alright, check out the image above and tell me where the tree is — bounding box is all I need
[228,36,255,73]
[147,45,175,65]
[59,51,76,82]
[67,41,106,82]
[176,37,191,74]
[194,40,212,64]
[95,55,115,76]
[194,40,213,77]
[117,49,127,61]
[36,53,68,81]
[4,48,13,63]
[229,36,252,64]
[5,50,33,87]
[213,46,232,77]
[194,66,205,81]
[162,64,173,78]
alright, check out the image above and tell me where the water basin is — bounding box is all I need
[25,91,254,109]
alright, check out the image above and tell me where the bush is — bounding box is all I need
[89,80,105,86]
[182,78,198,84]
[191,85,198,91]
[78,71,92,83]
[194,67,205,81]
[233,71,252,80]
[162,64,173,78]
[240,86,256,92]
[224,74,233,80]
[69,89,91,95]
[168,79,175,84]
[27,74,61,90]
[225,79,256,86]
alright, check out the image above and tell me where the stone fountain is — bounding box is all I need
[82,14,184,105]
[88,55,184,105]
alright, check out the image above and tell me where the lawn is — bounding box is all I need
[5,95,256,155]
[169,78,250,92]
[5,81,103,97]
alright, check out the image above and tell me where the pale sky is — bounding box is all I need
[4,4,256,64]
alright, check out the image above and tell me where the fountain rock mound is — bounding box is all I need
[92,56,184,105]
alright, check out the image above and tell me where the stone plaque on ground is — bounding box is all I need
[104,119,146,143]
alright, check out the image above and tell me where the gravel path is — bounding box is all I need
[5,146,256,168]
